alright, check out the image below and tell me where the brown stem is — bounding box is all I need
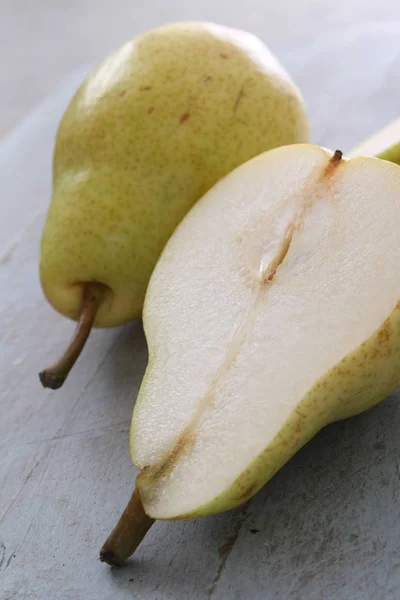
[39,283,106,390]
[100,487,155,566]
[324,149,343,177]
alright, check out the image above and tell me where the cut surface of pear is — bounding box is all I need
[130,144,400,521]
[350,117,400,164]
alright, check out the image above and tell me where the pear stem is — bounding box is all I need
[100,487,155,566]
[39,283,105,390]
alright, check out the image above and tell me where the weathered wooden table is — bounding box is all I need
[2,3,400,599]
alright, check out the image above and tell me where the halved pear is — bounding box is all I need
[350,117,400,164]
[101,144,400,564]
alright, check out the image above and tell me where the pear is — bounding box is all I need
[101,144,400,564]
[349,117,400,164]
[39,21,309,389]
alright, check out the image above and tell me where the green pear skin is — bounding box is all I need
[349,117,400,164]
[40,21,309,328]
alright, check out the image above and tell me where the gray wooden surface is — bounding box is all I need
[1,3,400,599]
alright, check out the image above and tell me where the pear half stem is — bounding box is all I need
[39,283,105,390]
[100,487,155,566]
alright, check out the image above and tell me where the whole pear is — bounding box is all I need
[39,21,308,388]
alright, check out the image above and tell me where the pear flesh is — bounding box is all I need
[131,144,400,520]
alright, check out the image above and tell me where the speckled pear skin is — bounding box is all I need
[40,21,309,327]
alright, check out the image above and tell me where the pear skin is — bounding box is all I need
[39,21,309,388]
[349,117,400,164]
